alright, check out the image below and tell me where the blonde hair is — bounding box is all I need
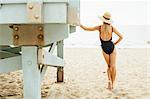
[103,23,111,34]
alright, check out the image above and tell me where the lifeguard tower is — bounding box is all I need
[0,0,80,99]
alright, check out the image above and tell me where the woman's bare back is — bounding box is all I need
[99,24,113,41]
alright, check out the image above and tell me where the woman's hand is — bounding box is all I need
[114,36,123,45]
[113,27,123,45]
[114,42,118,45]
[80,24,85,30]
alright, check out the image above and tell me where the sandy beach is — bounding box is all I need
[0,48,150,99]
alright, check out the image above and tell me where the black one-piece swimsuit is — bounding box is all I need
[99,26,115,55]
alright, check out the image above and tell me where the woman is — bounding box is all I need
[80,12,123,90]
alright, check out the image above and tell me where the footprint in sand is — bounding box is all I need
[114,96,120,99]
[112,89,129,98]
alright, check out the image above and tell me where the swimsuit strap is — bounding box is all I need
[112,26,113,32]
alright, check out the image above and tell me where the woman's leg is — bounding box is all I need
[102,51,112,89]
[109,49,116,88]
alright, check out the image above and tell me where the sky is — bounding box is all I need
[80,0,149,26]
[67,0,150,48]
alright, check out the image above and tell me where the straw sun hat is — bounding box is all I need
[99,12,113,24]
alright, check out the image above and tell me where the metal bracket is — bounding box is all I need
[13,24,44,46]
[27,2,43,23]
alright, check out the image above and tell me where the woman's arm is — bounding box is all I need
[80,24,100,31]
[113,27,123,45]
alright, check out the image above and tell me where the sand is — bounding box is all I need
[0,48,150,99]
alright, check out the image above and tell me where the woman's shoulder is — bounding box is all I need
[96,25,102,28]
[110,25,114,28]
[93,25,102,31]
[98,25,103,31]
[110,25,117,32]
[111,25,118,29]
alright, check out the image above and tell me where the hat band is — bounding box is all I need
[103,16,110,20]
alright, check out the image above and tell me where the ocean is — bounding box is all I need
[64,25,150,48]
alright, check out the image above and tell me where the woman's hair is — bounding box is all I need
[103,22,111,34]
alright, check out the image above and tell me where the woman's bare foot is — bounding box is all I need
[107,80,113,91]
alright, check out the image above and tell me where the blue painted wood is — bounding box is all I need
[0,25,13,45]
[0,56,22,73]
[44,24,69,45]
[43,3,67,23]
[41,42,56,79]
[69,25,76,33]
[0,0,80,24]
[0,3,67,24]
[57,40,64,82]
[68,0,80,25]
[0,0,68,4]
[43,51,64,67]
[0,46,21,54]
[0,51,19,59]
[22,46,41,99]
[57,40,63,59]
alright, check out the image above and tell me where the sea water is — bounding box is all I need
[64,25,150,48]
[64,0,150,48]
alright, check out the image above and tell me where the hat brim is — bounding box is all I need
[99,16,113,24]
